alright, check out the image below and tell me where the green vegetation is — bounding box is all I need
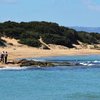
[0,21,100,48]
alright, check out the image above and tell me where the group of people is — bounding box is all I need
[0,51,8,64]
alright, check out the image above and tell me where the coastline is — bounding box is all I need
[0,46,100,68]
[1,47,100,59]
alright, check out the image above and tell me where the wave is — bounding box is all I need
[79,62,94,66]
[27,58,46,62]
[0,66,31,71]
[93,60,100,63]
[79,60,100,66]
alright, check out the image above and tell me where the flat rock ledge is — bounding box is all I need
[13,59,80,67]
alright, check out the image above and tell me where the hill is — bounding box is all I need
[0,21,100,49]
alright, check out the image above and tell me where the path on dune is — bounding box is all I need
[39,36,52,50]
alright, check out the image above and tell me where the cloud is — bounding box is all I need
[82,0,100,11]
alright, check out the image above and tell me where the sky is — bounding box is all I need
[0,0,100,27]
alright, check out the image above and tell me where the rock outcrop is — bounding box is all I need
[13,59,80,67]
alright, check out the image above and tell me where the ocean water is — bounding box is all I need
[0,55,100,100]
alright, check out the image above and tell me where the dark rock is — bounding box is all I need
[15,59,54,67]
[14,59,81,67]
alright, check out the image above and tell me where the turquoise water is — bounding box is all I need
[0,55,100,100]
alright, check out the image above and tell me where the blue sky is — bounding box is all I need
[0,0,100,27]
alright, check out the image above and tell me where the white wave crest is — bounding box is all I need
[0,66,29,70]
[80,62,94,66]
[93,60,100,63]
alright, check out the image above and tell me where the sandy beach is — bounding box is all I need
[0,37,100,67]
[0,46,100,60]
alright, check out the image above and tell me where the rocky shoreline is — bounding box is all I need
[12,59,80,67]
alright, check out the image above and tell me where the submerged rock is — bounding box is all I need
[13,59,80,67]
[15,59,54,67]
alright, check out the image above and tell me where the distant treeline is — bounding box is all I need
[0,21,100,47]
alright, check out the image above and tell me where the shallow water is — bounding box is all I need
[0,55,100,100]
